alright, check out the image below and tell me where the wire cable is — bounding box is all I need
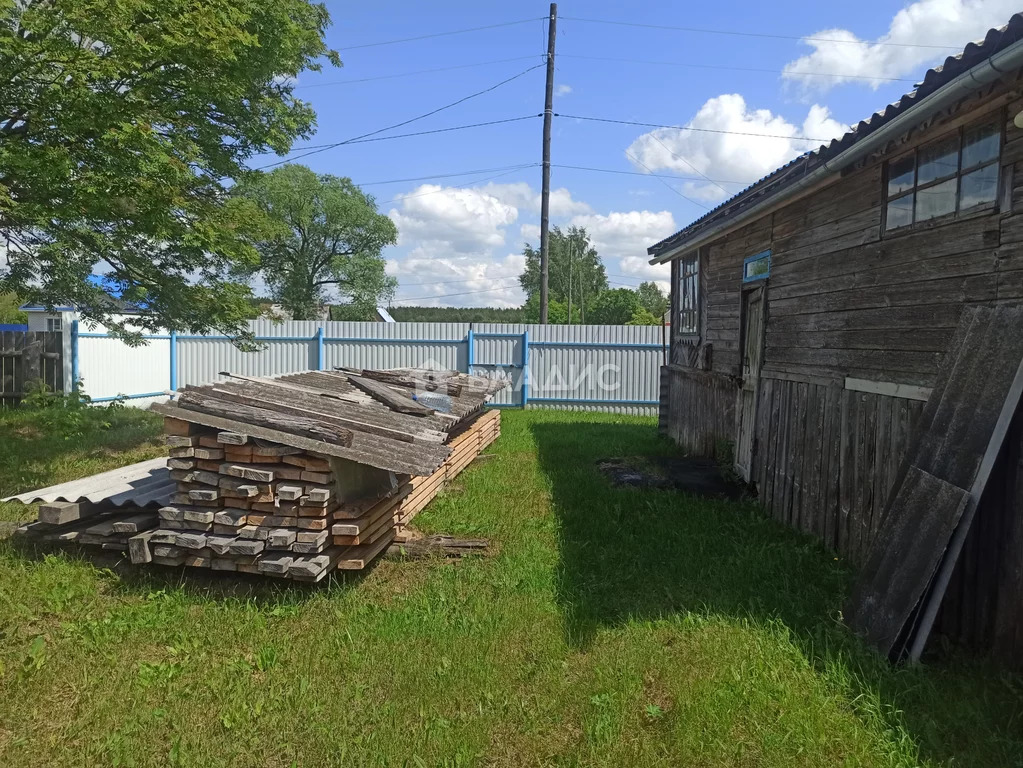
[552,162,745,185]
[294,56,541,88]
[625,150,710,209]
[559,16,963,50]
[256,65,544,169]
[557,113,835,143]
[342,18,544,51]
[390,283,523,303]
[557,52,918,83]
[646,134,730,196]
[357,162,538,187]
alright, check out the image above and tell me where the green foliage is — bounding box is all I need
[626,306,662,326]
[519,226,607,322]
[635,281,669,318]
[522,294,579,324]
[234,165,397,320]
[589,288,641,324]
[0,293,27,324]
[386,306,526,323]
[0,0,339,338]
[0,410,1021,765]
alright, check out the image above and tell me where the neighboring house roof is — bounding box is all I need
[375,306,396,323]
[648,13,1023,262]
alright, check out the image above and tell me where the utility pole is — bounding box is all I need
[539,2,557,324]
[567,240,573,324]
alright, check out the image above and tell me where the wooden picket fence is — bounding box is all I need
[0,331,64,404]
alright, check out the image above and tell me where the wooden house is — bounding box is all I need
[652,15,1023,662]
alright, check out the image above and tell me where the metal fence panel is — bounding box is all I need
[74,320,666,414]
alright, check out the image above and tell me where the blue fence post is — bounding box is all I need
[315,326,325,371]
[466,327,474,374]
[70,319,80,394]
[521,330,529,408]
[169,330,178,391]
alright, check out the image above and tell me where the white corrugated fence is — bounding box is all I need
[71,319,667,415]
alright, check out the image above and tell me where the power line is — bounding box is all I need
[376,164,536,205]
[294,56,541,88]
[357,163,538,187]
[256,64,544,169]
[560,16,962,50]
[399,273,523,288]
[552,162,745,185]
[558,52,918,83]
[284,116,539,154]
[626,150,710,209]
[390,284,522,303]
[342,18,544,51]
[647,133,729,196]
[557,113,835,143]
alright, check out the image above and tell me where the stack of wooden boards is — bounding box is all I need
[137,368,504,580]
[8,368,506,581]
[15,501,159,552]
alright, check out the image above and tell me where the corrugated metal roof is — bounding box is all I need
[648,12,1023,257]
[3,458,173,507]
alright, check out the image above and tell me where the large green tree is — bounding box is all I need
[589,287,641,325]
[635,281,669,318]
[234,165,397,320]
[519,226,607,323]
[0,0,338,338]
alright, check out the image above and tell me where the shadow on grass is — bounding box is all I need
[531,417,1023,767]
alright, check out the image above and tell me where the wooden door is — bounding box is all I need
[735,286,765,481]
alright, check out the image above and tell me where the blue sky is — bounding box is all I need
[256,0,1019,307]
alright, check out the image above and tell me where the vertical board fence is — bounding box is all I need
[0,331,64,404]
[70,319,667,415]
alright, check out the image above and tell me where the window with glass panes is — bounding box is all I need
[677,253,699,336]
[885,119,1001,232]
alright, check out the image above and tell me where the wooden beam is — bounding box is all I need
[844,377,933,402]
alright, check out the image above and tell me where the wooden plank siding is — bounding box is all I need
[662,78,1023,662]
[0,331,64,403]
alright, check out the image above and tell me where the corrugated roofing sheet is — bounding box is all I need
[648,12,1023,257]
[3,458,173,507]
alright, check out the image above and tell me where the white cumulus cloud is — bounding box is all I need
[625,94,847,201]
[555,84,572,97]
[478,182,591,218]
[783,0,1019,92]
[389,252,526,308]
[389,185,518,253]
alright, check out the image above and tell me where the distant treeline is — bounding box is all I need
[386,306,526,323]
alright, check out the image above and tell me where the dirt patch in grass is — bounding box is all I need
[597,455,748,500]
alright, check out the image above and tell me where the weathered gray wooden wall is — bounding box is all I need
[659,365,735,457]
[662,77,1023,662]
[0,331,64,403]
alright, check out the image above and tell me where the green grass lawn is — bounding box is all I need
[0,407,1021,767]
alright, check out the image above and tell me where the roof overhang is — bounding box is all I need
[647,15,1023,265]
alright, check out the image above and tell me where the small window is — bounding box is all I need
[677,253,699,336]
[743,250,771,283]
[46,318,62,332]
[884,119,1001,233]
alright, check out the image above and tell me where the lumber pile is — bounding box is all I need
[392,408,501,539]
[15,501,158,551]
[8,368,507,582]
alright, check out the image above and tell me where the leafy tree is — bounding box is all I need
[522,294,579,324]
[0,0,338,338]
[635,281,669,318]
[386,306,525,323]
[234,165,397,321]
[589,288,641,325]
[0,293,28,324]
[519,226,607,323]
[626,306,662,325]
